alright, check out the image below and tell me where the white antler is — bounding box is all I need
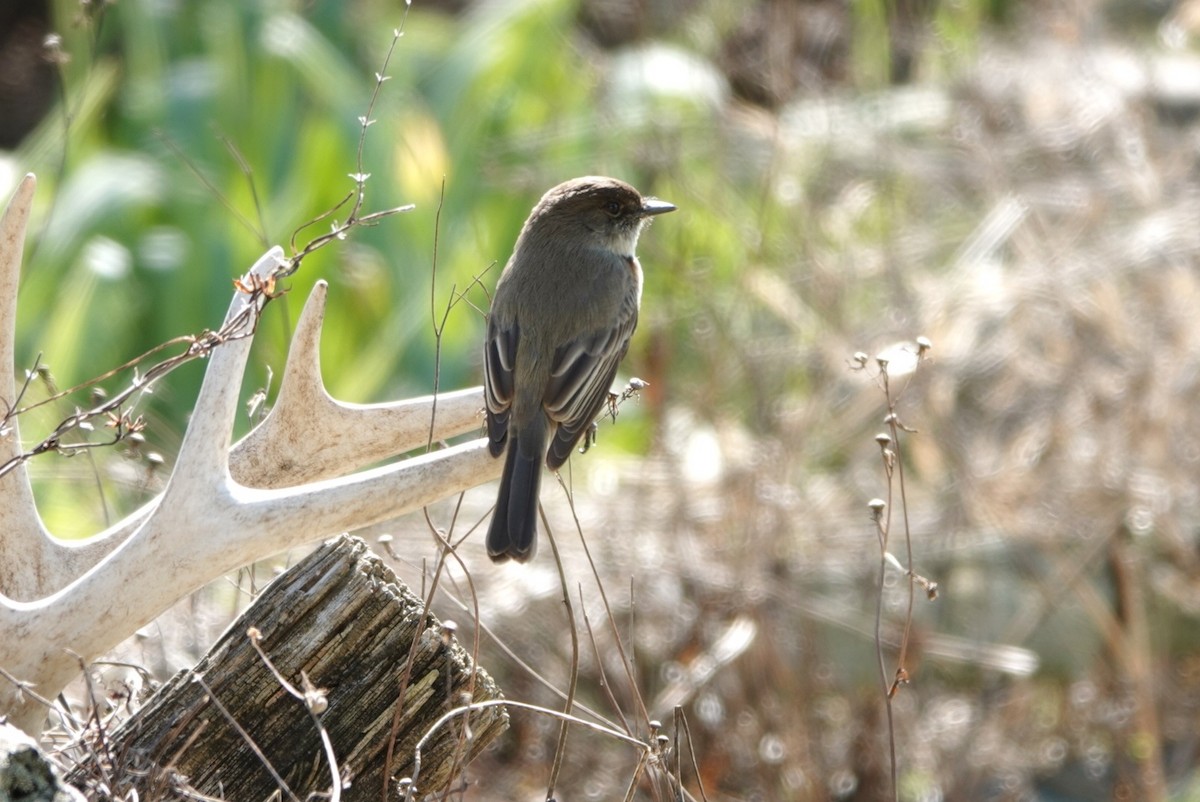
[0,175,500,734]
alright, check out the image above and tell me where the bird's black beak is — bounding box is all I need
[641,198,676,216]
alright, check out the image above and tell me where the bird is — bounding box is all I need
[483,176,675,562]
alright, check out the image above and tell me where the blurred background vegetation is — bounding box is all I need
[5,0,1200,799]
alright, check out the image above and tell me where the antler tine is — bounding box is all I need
[0,175,57,600]
[0,177,162,602]
[156,248,282,492]
[229,277,485,489]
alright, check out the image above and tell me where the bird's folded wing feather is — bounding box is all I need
[543,311,638,468]
[484,318,517,455]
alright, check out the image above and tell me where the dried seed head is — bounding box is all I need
[376,533,399,559]
[874,433,891,448]
[306,689,328,715]
[43,34,66,65]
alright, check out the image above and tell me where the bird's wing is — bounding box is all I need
[542,310,638,469]
[484,317,517,457]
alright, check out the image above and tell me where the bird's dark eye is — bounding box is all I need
[604,200,622,217]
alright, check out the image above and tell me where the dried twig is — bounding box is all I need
[856,337,934,802]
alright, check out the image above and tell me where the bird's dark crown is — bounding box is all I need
[531,177,674,247]
[543,177,643,220]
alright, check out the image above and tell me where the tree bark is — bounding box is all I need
[68,534,507,801]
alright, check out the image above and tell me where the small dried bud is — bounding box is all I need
[247,627,261,642]
[874,433,891,448]
[306,689,329,715]
[246,388,267,419]
[43,34,69,65]
[441,621,458,646]
[916,336,932,354]
[376,533,398,559]
[868,498,886,520]
[648,719,662,735]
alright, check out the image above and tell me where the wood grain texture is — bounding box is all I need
[70,535,506,800]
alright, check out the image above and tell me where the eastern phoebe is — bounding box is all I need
[483,176,675,562]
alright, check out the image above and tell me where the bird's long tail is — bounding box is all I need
[487,424,544,562]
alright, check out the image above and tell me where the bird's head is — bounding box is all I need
[533,176,675,257]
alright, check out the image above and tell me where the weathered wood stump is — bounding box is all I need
[69,535,507,800]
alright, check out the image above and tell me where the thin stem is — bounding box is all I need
[542,506,581,801]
